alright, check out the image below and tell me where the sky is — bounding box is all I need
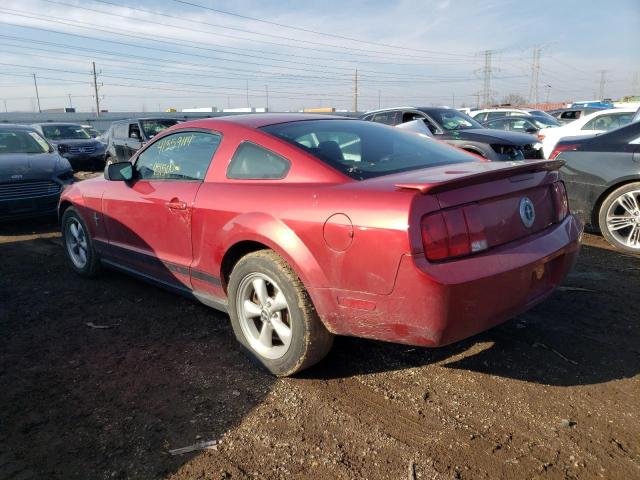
[0,0,638,113]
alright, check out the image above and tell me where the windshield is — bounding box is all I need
[140,119,179,139]
[82,126,100,138]
[531,116,560,128]
[261,120,474,180]
[425,110,483,131]
[0,130,51,154]
[42,125,91,140]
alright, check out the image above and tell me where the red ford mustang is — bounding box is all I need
[59,114,582,376]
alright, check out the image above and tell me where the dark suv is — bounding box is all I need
[361,107,544,160]
[31,123,106,170]
[104,118,181,164]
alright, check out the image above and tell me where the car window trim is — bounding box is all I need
[131,128,223,182]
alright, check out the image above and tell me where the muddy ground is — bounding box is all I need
[1,210,639,479]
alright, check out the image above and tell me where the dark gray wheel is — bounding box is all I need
[598,182,640,254]
[228,250,333,376]
[61,207,101,277]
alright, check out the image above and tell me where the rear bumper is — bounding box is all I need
[311,214,582,347]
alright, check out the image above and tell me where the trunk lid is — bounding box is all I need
[400,160,566,257]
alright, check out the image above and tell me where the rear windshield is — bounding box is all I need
[261,120,474,180]
[140,119,180,139]
[42,125,90,140]
[0,130,50,154]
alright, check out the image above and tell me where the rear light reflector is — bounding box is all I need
[549,143,579,159]
[421,206,488,261]
[552,181,569,222]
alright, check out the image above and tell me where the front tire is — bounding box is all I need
[61,207,101,277]
[598,182,640,254]
[228,250,334,376]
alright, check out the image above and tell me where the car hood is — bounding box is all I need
[0,152,68,182]
[47,138,103,147]
[448,128,539,144]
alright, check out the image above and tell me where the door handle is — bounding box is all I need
[167,199,187,210]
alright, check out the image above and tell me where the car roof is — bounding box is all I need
[178,113,353,130]
[113,117,182,123]
[0,123,37,131]
[31,122,84,127]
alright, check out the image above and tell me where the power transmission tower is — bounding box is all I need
[481,50,493,107]
[32,74,41,113]
[632,72,639,96]
[265,85,269,111]
[92,62,100,116]
[353,69,359,112]
[598,70,608,100]
[528,48,541,106]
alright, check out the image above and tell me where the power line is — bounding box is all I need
[169,0,478,58]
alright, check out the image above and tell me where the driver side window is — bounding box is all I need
[134,131,221,181]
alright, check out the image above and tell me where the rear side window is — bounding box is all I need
[583,113,633,131]
[227,142,290,179]
[560,111,579,120]
[371,111,401,126]
[135,131,220,180]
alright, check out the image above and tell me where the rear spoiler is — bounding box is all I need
[395,160,565,194]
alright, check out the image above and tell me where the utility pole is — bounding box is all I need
[528,48,541,107]
[2,99,7,112]
[32,74,41,113]
[92,61,100,117]
[67,93,73,109]
[378,90,381,109]
[265,85,269,111]
[245,79,249,107]
[632,72,639,96]
[598,70,608,100]
[451,93,455,108]
[481,50,493,108]
[353,69,358,113]
[545,84,552,103]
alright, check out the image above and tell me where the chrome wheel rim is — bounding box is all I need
[606,189,640,250]
[65,218,89,268]
[236,273,292,360]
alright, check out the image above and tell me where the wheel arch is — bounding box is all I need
[217,212,330,296]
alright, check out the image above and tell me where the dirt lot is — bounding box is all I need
[1,214,639,479]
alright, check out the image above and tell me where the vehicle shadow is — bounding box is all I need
[0,227,274,480]
[304,242,640,387]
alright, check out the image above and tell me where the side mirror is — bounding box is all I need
[525,127,538,134]
[105,161,133,181]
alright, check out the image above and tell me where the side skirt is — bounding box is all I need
[101,258,229,313]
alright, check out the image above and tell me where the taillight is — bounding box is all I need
[537,134,545,141]
[549,143,579,160]
[552,181,569,222]
[421,206,488,261]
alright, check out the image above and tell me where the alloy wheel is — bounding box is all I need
[236,272,292,360]
[65,218,89,268]
[606,189,640,250]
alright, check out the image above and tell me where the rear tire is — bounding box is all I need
[228,250,334,376]
[61,207,101,277]
[598,182,640,254]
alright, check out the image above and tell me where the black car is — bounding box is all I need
[0,124,74,221]
[105,118,181,164]
[31,123,106,171]
[554,121,640,253]
[361,107,544,160]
